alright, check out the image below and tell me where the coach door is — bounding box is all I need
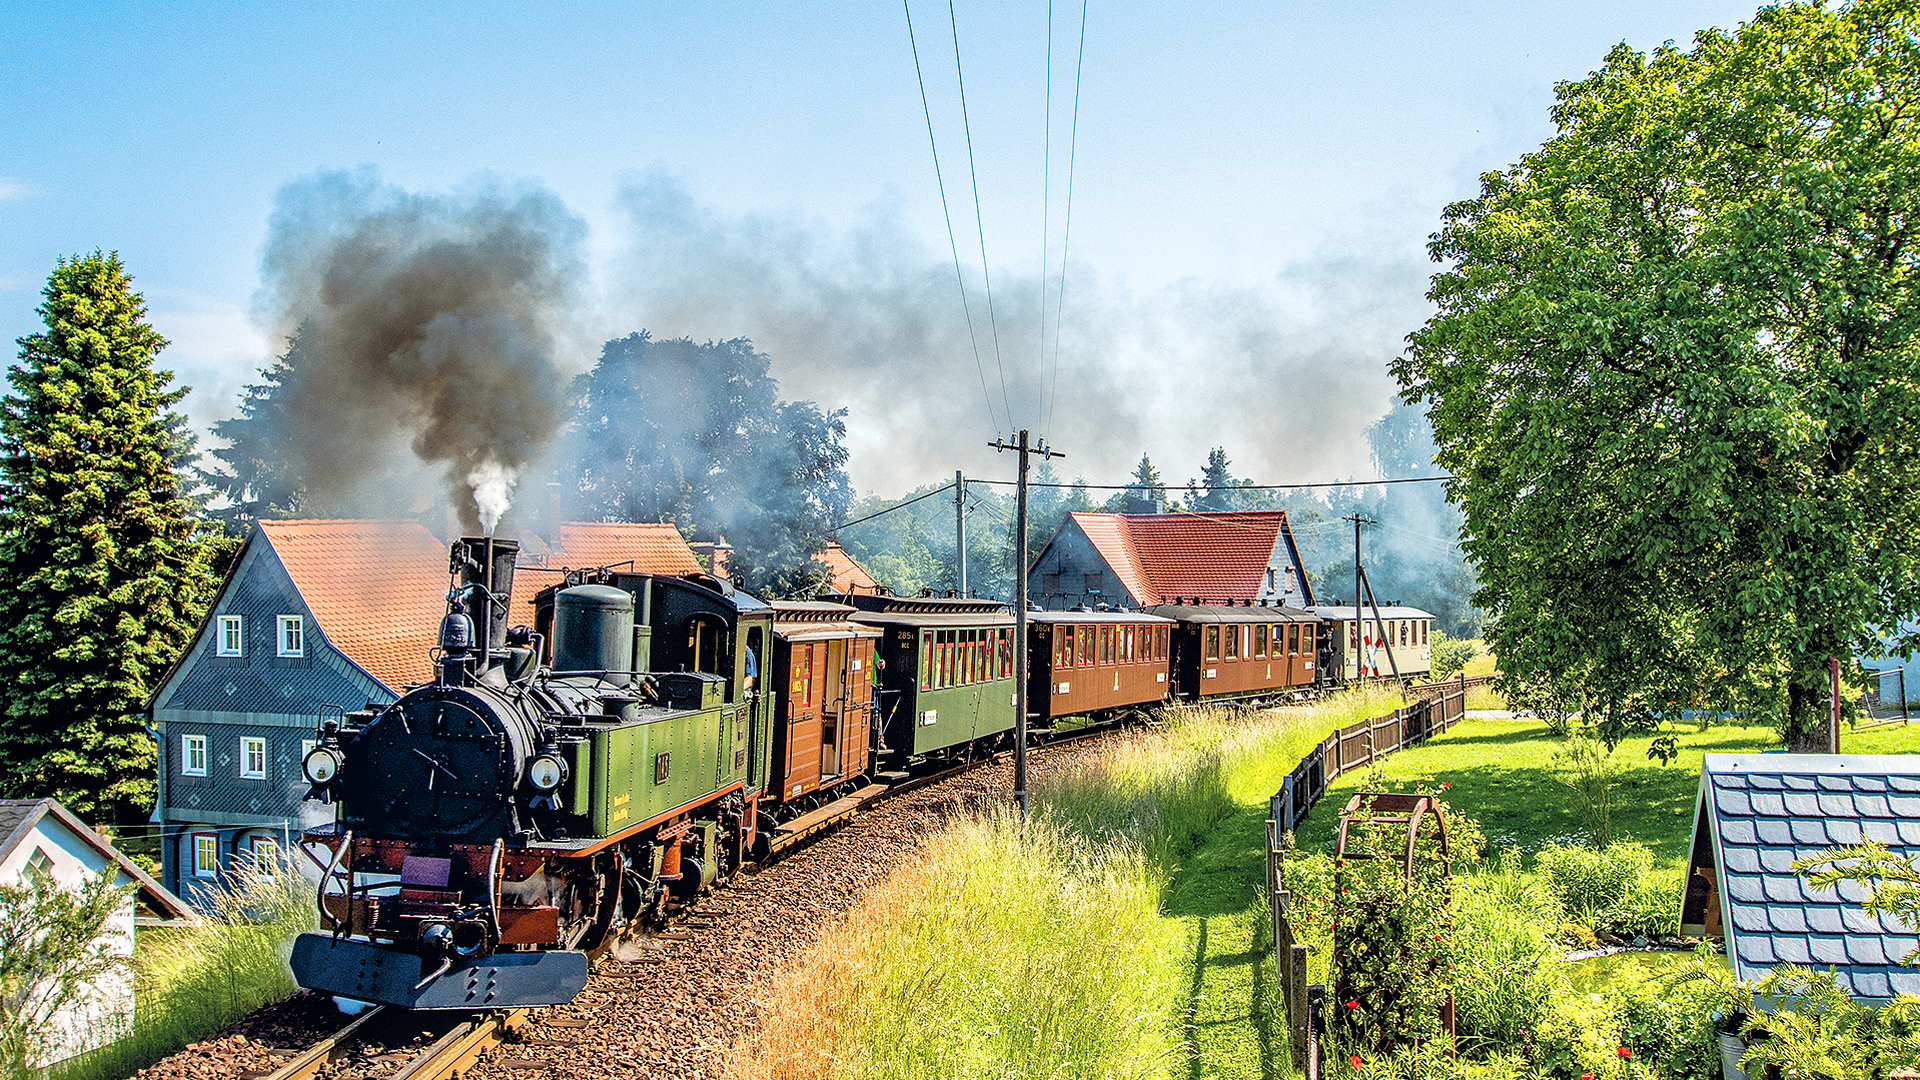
[821,637,848,780]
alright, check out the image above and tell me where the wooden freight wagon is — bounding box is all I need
[767,601,881,814]
[1026,610,1175,726]
[1142,602,1322,703]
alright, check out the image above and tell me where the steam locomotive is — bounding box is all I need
[287,537,1434,1011]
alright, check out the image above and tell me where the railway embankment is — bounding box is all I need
[725,691,1410,1080]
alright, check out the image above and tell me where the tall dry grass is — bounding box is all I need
[734,810,1179,1080]
[54,855,315,1080]
[730,691,1422,1080]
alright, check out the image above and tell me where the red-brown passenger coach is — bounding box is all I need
[1026,610,1176,726]
[1140,602,1322,703]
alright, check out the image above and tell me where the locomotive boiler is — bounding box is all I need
[289,537,773,1010]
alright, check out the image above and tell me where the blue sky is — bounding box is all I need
[0,1,1764,494]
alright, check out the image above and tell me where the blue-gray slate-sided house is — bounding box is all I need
[1684,752,1920,1003]
[150,520,448,904]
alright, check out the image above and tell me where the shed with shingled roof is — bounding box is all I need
[1025,511,1315,611]
[1683,753,1920,1003]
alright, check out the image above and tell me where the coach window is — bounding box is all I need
[1205,626,1220,660]
[1157,626,1168,659]
[1422,622,1430,645]
[1254,624,1267,658]
[1400,621,1409,647]
[1224,624,1239,660]
[1080,626,1096,667]
[1059,626,1074,667]
[999,628,1013,677]
[1289,623,1301,655]
[920,631,933,689]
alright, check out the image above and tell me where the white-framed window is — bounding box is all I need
[277,615,304,657]
[182,734,207,777]
[217,615,243,656]
[240,736,267,780]
[247,834,278,868]
[192,833,219,878]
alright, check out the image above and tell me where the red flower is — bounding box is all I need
[1582,1074,1595,1080]
[1440,781,1449,790]
[1618,1047,1631,1059]
[1350,1055,1364,1069]
[1345,1000,1359,1010]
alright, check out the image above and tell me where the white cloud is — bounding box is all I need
[0,178,33,201]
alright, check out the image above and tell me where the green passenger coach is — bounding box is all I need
[844,595,1017,759]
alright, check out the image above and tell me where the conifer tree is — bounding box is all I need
[0,253,215,823]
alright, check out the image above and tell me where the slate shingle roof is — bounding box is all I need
[1056,511,1297,605]
[1698,753,1920,1002]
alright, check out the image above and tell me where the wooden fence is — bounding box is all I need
[1264,678,1472,1074]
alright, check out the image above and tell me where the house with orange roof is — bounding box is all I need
[150,518,702,902]
[814,541,881,595]
[1026,510,1316,610]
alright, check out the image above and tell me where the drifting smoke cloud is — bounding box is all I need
[608,173,1429,494]
[258,169,586,532]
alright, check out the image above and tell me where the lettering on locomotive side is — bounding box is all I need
[610,807,628,823]
[611,793,630,808]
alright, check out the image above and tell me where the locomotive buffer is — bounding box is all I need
[989,429,1063,817]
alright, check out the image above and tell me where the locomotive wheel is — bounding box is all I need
[560,854,622,952]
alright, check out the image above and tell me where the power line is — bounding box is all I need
[901,0,1003,435]
[834,480,958,532]
[1038,0,1054,429]
[1044,0,1089,440]
[969,475,1455,491]
[947,0,1012,430]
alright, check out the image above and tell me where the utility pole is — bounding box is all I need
[990,429,1063,817]
[1346,514,1376,687]
[955,470,968,596]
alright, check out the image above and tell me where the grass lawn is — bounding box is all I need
[1163,710,1920,1079]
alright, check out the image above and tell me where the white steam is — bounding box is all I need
[467,459,518,535]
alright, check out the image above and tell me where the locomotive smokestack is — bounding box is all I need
[451,535,520,672]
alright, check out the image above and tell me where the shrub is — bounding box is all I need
[0,869,130,1080]
[1430,632,1478,680]
[1534,842,1652,922]
[1593,865,1682,940]
[1449,871,1562,1054]
[1329,799,1454,1068]
[1551,734,1618,848]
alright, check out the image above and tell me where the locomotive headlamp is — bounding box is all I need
[527,754,565,792]
[303,746,343,786]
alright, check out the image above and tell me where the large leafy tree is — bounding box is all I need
[0,254,216,821]
[560,332,853,595]
[1398,0,1920,749]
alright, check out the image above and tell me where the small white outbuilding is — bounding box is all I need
[0,798,195,1068]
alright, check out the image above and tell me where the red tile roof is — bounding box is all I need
[814,542,880,594]
[1061,511,1296,605]
[261,521,703,691]
[258,520,449,691]
[510,522,702,626]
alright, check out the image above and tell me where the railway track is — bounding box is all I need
[250,1007,536,1080]
[148,727,1126,1080]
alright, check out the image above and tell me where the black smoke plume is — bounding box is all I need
[257,169,586,532]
